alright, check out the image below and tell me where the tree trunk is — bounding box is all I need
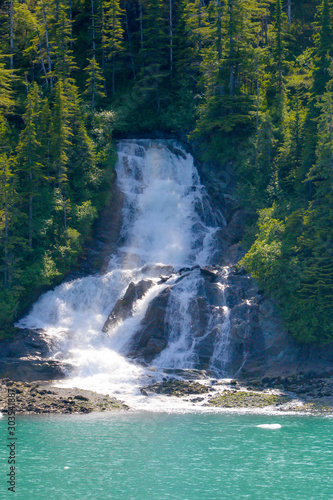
[228,0,234,96]
[29,194,33,249]
[63,195,67,232]
[287,0,291,27]
[198,2,202,53]
[69,0,73,49]
[36,27,48,82]
[139,0,144,68]
[112,62,115,95]
[125,3,136,81]
[169,0,173,74]
[256,34,259,134]
[42,1,53,89]
[4,176,9,289]
[101,1,108,96]
[91,0,96,58]
[264,8,268,45]
[216,0,222,62]
[9,0,14,72]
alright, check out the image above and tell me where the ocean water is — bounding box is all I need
[1,411,333,499]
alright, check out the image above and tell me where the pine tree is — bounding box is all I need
[51,78,73,227]
[54,2,77,80]
[312,0,333,95]
[139,0,169,111]
[308,81,333,199]
[102,0,125,95]
[0,60,15,111]
[84,57,106,110]
[15,83,45,249]
[173,0,197,88]
[0,153,15,288]
[274,0,284,96]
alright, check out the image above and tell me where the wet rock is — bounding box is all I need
[163,369,208,380]
[146,379,210,397]
[0,359,66,382]
[200,266,219,281]
[215,210,252,265]
[140,264,174,277]
[102,279,154,333]
[0,329,52,359]
[207,390,290,409]
[127,287,171,362]
[0,379,129,414]
[74,394,89,401]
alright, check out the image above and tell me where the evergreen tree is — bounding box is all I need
[0,60,15,111]
[139,0,169,111]
[54,2,77,80]
[312,0,333,95]
[15,83,45,249]
[51,78,73,232]
[308,82,333,198]
[102,0,125,95]
[0,153,15,289]
[84,57,106,110]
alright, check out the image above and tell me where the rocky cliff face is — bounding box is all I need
[194,152,333,378]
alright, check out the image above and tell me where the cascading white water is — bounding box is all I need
[17,140,232,409]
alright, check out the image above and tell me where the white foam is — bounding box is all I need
[256,424,282,429]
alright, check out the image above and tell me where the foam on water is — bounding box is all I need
[256,424,282,429]
[17,140,228,410]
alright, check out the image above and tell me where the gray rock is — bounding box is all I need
[0,359,66,382]
[127,287,171,362]
[102,279,154,333]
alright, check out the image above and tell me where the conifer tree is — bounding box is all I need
[16,83,45,249]
[54,2,77,80]
[51,79,73,205]
[139,0,168,110]
[0,60,15,111]
[308,82,333,198]
[274,0,284,96]
[312,0,333,95]
[173,0,197,88]
[84,57,106,110]
[0,153,15,289]
[102,0,125,95]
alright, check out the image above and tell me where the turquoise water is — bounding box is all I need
[1,412,333,500]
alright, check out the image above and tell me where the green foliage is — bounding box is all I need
[84,58,105,110]
[0,59,15,111]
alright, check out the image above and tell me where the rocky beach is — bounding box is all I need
[2,371,333,415]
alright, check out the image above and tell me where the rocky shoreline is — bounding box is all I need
[141,373,333,413]
[1,372,333,415]
[0,379,129,415]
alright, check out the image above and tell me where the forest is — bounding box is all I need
[0,0,332,344]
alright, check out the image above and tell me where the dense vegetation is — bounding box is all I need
[0,0,332,343]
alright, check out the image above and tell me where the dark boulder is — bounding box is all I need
[0,359,66,382]
[126,287,171,362]
[102,279,154,333]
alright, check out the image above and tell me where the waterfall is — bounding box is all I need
[17,140,233,408]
